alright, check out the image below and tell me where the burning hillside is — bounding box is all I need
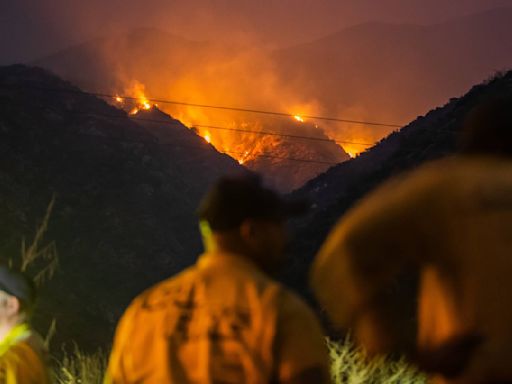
[108,76,350,190]
[34,29,356,191]
[34,9,512,189]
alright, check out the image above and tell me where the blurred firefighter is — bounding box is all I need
[0,265,51,383]
[311,93,512,383]
[105,175,330,384]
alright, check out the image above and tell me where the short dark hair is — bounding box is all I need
[198,174,309,231]
[460,93,512,157]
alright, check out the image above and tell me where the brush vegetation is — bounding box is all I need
[51,338,426,383]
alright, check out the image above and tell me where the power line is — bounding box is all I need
[0,111,342,166]
[36,108,376,148]
[2,127,341,166]
[192,124,373,146]
[1,83,404,128]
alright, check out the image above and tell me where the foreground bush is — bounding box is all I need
[53,345,107,384]
[329,337,426,384]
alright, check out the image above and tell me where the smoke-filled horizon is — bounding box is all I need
[2,0,511,64]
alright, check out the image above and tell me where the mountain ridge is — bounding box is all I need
[0,64,244,351]
[283,70,512,298]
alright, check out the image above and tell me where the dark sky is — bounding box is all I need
[1,0,511,64]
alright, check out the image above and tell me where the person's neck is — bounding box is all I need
[0,319,21,342]
[208,243,267,272]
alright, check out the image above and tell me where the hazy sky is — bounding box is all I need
[1,0,511,64]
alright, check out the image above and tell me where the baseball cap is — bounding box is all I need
[0,266,36,309]
[197,174,310,231]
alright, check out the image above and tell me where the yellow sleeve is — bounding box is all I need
[274,291,330,383]
[0,342,51,384]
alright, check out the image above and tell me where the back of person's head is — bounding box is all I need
[197,174,309,272]
[197,174,308,233]
[460,93,512,157]
[0,265,37,320]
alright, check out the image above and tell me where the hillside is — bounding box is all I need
[33,28,350,191]
[32,9,512,190]
[0,65,244,350]
[282,70,512,296]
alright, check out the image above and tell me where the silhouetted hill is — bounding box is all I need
[282,70,512,298]
[33,9,512,191]
[0,65,244,350]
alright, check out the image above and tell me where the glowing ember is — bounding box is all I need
[345,150,357,158]
[124,81,154,112]
[141,100,151,110]
[293,115,305,122]
[237,150,251,165]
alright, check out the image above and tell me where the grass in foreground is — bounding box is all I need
[53,345,108,384]
[52,338,426,383]
[328,337,426,384]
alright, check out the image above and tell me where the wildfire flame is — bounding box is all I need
[238,151,250,165]
[124,80,154,115]
[141,100,151,110]
[345,150,357,158]
[117,80,373,163]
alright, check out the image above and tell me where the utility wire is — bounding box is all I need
[191,124,374,146]
[1,83,404,128]
[0,124,341,166]
[53,109,376,147]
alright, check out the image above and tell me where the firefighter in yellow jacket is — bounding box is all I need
[105,175,330,384]
[0,266,51,383]
[311,95,512,382]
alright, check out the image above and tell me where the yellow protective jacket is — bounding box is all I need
[0,324,51,384]
[311,156,512,382]
[106,251,329,383]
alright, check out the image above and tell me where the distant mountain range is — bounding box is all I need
[0,65,243,350]
[33,7,512,191]
[34,28,349,191]
[274,7,512,137]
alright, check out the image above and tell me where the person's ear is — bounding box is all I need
[239,219,256,242]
